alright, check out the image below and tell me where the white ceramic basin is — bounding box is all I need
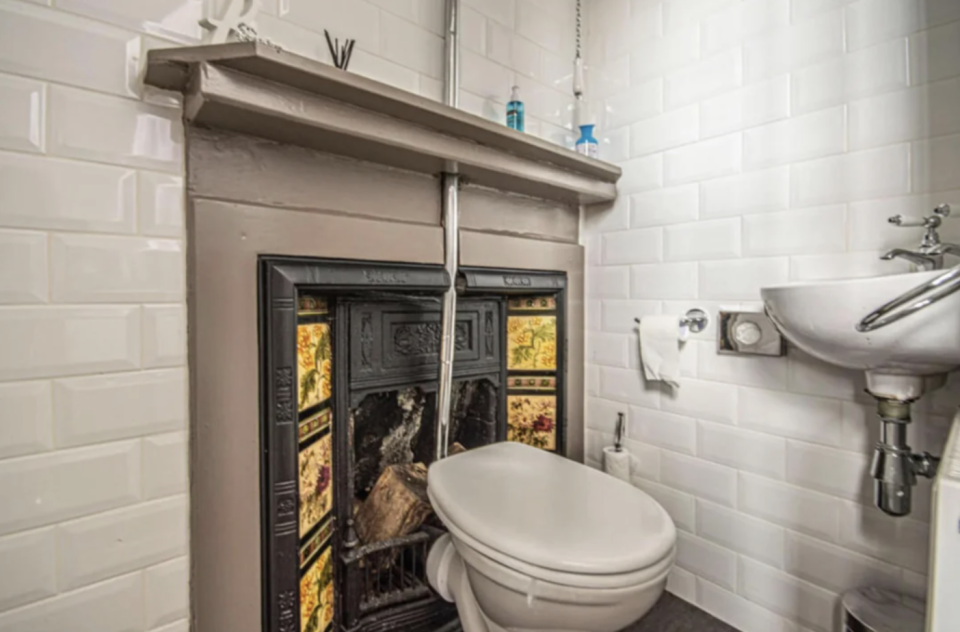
[761,270,960,400]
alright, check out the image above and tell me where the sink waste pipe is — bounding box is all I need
[871,397,941,516]
[435,0,461,461]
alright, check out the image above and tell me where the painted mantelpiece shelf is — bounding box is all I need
[145,42,621,204]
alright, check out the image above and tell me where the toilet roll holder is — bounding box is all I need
[634,308,709,335]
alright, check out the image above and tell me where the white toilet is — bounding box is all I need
[426,442,677,632]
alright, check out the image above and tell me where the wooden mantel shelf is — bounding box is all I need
[145,42,620,204]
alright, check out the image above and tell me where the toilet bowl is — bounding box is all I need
[426,442,677,632]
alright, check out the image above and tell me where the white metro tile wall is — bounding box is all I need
[584,0,960,629]
[0,0,576,627]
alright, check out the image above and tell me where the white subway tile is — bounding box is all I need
[698,500,785,569]
[849,81,960,150]
[697,578,797,632]
[663,0,738,33]
[0,528,55,612]
[792,0,853,21]
[144,431,188,500]
[138,171,184,238]
[602,79,663,130]
[586,397,628,434]
[57,0,202,42]
[845,0,960,52]
[792,146,910,208]
[743,10,844,83]
[142,304,187,369]
[0,571,143,632]
[0,74,44,153]
[0,0,138,98]
[739,387,843,446]
[628,407,697,455]
[635,479,696,533]
[601,299,661,333]
[744,107,845,170]
[379,13,443,78]
[586,429,611,464]
[847,38,910,101]
[0,152,136,233]
[676,532,738,590]
[48,86,182,172]
[620,154,664,193]
[599,367,662,408]
[701,167,790,219]
[739,557,839,632]
[586,364,600,396]
[701,0,790,57]
[664,218,741,262]
[665,134,742,186]
[282,0,380,50]
[585,196,630,234]
[251,13,325,62]
[590,54,630,101]
[631,105,699,157]
[661,451,738,507]
[516,0,565,55]
[0,381,52,459]
[631,25,700,84]
[847,190,960,252]
[622,438,662,482]
[588,266,630,299]
[739,473,842,543]
[588,332,632,368]
[350,49,419,94]
[463,0,514,28]
[630,185,700,228]
[785,441,871,503]
[145,557,188,629]
[604,2,662,61]
[0,440,140,536]
[910,21,960,86]
[742,206,846,257]
[698,257,790,301]
[838,501,930,574]
[661,379,738,425]
[913,134,960,193]
[631,262,698,299]
[666,49,742,111]
[787,349,866,400]
[599,125,630,163]
[0,306,140,381]
[697,340,789,389]
[0,229,47,305]
[667,566,697,603]
[367,0,417,21]
[700,75,791,139]
[698,421,787,480]
[790,252,911,282]
[57,496,186,591]
[602,228,663,265]
[51,234,184,303]
[784,531,902,594]
[53,368,186,448]
[510,30,541,80]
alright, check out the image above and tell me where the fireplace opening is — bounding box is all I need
[260,258,567,632]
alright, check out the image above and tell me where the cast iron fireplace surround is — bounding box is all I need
[260,256,568,632]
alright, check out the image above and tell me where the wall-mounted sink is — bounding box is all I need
[761,270,960,400]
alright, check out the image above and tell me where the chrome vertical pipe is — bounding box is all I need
[436,0,461,461]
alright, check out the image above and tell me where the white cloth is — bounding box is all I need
[639,315,687,389]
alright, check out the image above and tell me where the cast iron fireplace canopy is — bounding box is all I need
[143,42,621,205]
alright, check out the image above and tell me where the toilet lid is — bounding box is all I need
[427,442,675,575]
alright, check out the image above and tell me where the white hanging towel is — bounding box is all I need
[638,315,688,388]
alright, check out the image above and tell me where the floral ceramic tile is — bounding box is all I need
[299,431,333,537]
[298,323,333,412]
[507,375,557,392]
[508,296,557,311]
[506,315,557,371]
[300,545,334,632]
[507,395,557,451]
[299,408,332,445]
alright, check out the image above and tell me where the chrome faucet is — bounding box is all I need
[882,204,958,271]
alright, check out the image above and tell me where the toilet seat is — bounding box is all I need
[427,442,677,588]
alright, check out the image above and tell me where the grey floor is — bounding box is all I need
[621,593,738,632]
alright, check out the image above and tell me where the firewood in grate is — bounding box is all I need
[356,463,432,544]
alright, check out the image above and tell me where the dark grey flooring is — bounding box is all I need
[621,593,738,632]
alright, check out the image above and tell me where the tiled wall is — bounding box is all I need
[584,1,960,631]
[0,0,576,629]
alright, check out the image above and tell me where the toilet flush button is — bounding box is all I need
[734,321,763,346]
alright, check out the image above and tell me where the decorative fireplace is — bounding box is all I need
[260,258,567,632]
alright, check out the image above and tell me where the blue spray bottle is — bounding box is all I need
[576,124,599,159]
[507,86,524,132]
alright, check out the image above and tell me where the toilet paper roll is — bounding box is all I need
[603,447,632,483]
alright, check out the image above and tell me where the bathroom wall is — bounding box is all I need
[0,0,576,629]
[584,1,960,631]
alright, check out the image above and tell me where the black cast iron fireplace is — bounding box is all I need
[259,257,568,632]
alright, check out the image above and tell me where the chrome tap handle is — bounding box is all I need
[889,203,951,228]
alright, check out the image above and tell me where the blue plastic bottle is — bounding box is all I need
[507,86,524,132]
[576,124,599,158]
